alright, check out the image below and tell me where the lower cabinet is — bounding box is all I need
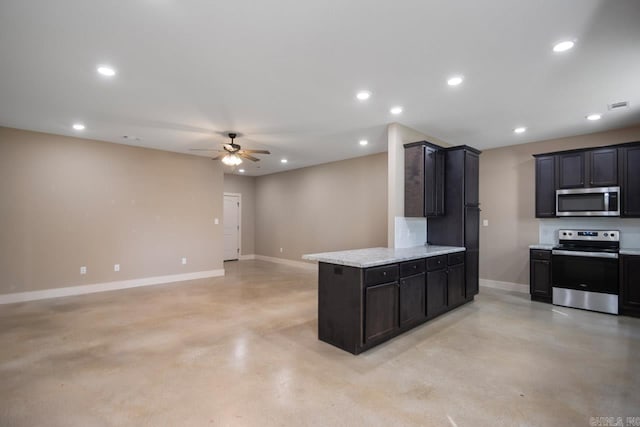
[317,252,474,355]
[364,282,399,342]
[426,269,448,318]
[447,262,466,307]
[620,255,640,318]
[530,250,552,303]
[399,273,426,327]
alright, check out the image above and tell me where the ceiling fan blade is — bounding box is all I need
[210,154,225,160]
[239,153,260,162]
[239,149,271,154]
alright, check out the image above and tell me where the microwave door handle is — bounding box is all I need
[604,192,609,211]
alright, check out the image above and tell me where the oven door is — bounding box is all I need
[556,187,620,216]
[552,250,619,294]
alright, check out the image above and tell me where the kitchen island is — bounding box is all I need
[303,245,473,354]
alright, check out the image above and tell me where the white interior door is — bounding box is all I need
[223,194,240,261]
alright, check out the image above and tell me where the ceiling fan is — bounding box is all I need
[190,133,270,166]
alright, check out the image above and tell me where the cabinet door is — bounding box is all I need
[447,263,465,307]
[464,206,480,297]
[426,270,448,317]
[404,145,425,217]
[424,147,438,216]
[620,255,640,317]
[399,273,426,327]
[364,282,399,343]
[464,151,480,206]
[588,148,618,187]
[620,145,640,217]
[535,155,556,217]
[558,152,585,189]
[530,252,552,302]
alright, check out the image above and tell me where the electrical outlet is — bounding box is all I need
[114,264,120,272]
[80,266,87,275]
[279,248,283,253]
[214,218,219,225]
[181,257,187,265]
[483,219,489,227]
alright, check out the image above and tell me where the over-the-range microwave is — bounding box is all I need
[556,186,620,217]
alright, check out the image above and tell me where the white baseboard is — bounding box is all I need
[0,269,225,305]
[480,278,528,294]
[254,255,318,271]
[239,254,256,260]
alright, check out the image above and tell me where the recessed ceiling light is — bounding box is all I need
[97,65,116,77]
[553,41,575,53]
[238,169,245,173]
[390,106,403,115]
[356,91,371,101]
[72,123,85,131]
[359,139,368,146]
[447,76,463,86]
[586,114,602,121]
[281,158,288,164]
[514,127,527,134]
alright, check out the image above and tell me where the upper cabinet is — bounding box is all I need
[620,145,640,217]
[404,141,445,217]
[534,155,556,218]
[534,141,638,218]
[557,152,585,189]
[588,148,618,187]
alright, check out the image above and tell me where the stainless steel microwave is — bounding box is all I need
[556,186,620,216]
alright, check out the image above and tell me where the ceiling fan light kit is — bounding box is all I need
[222,153,243,166]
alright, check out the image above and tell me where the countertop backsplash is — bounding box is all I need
[539,218,640,248]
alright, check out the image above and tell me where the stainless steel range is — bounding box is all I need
[552,229,620,314]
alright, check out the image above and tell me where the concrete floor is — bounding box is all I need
[1,260,639,426]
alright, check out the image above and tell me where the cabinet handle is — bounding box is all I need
[383,272,387,276]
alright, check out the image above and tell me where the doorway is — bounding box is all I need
[223,193,241,261]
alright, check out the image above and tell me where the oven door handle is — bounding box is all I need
[552,250,618,259]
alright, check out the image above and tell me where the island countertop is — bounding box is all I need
[302,245,466,268]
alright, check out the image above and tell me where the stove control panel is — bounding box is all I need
[558,229,620,242]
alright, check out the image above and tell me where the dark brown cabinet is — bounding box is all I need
[399,273,426,327]
[535,155,556,217]
[530,250,552,303]
[428,146,481,298]
[364,282,399,343]
[620,255,640,318]
[426,269,448,318]
[588,148,618,187]
[317,251,471,354]
[620,145,640,217]
[404,141,445,217]
[557,152,585,189]
[447,261,466,307]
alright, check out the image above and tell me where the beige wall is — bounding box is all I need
[479,125,640,285]
[255,153,388,261]
[0,127,224,295]
[223,174,256,255]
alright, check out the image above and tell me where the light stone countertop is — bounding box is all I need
[620,248,640,256]
[529,244,555,250]
[302,245,465,268]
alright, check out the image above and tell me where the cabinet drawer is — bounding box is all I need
[448,252,465,266]
[530,249,551,261]
[400,259,425,277]
[364,264,399,286]
[426,255,447,271]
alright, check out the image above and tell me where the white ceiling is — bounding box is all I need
[1,0,639,176]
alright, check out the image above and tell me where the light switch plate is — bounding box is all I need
[483,219,489,227]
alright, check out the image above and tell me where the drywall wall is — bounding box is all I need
[479,125,640,286]
[0,127,224,295]
[223,174,256,256]
[255,153,387,261]
[387,123,450,248]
